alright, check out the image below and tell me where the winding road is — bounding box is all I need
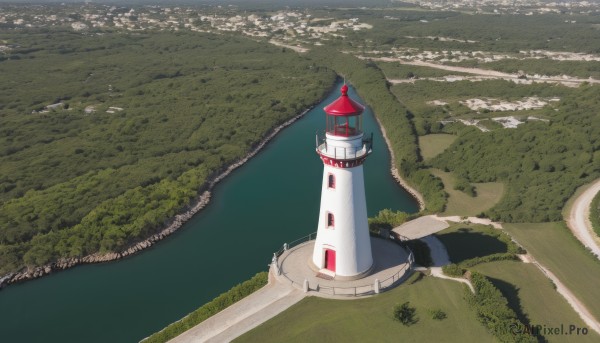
[566,178,600,258]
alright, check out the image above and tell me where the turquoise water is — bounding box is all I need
[0,81,417,342]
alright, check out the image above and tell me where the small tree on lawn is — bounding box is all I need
[393,301,418,326]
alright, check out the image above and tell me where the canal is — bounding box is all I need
[0,81,418,342]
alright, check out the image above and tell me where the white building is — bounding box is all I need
[311,85,374,280]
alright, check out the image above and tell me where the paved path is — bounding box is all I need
[169,270,304,343]
[566,178,600,259]
[418,235,475,292]
[392,214,502,241]
[392,215,449,240]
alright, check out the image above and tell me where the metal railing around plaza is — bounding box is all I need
[270,232,414,297]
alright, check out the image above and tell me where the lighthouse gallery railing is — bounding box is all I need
[315,132,373,161]
[270,232,414,297]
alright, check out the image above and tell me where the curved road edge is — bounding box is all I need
[566,178,600,259]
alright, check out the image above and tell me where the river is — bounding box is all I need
[0,81,418,342]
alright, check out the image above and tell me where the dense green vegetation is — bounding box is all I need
[390,77,600,222]
[391,79,572,134]
[345,11,600,54]
[236,274,496,343]
[466,272,536,343]
[307,47,447,213]
[142,271,268,343]
[591,191,600,236]
[368,208,411,234]
[0,29,336,274]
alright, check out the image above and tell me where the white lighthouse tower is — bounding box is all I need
[311,84,374,280]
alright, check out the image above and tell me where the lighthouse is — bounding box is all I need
[311,84,374,280]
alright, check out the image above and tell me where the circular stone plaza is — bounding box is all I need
[271,234,413,298]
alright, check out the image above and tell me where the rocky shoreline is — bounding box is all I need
[0,81,427,290]
[370,109,426,212]
[0,104,317,290]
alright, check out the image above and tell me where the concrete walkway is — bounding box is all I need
[418,235,475,293]
[169,270,304,343]
[392,215,449,239]
[566,178,600,259]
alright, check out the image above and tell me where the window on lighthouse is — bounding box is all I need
[327,212,335,228]
[328,173,335,189]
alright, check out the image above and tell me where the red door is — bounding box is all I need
[325,249,336,272]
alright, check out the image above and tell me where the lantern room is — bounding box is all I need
[323,84,365,137]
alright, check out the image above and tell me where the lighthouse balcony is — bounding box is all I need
[316,143,371,160]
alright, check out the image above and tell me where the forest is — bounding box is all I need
[3,3,600,276]
[593,192,600,236]
[314,7,600,223]
[390,76,600,222]
[0,29,336,274]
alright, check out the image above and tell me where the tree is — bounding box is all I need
[393,301,418,325]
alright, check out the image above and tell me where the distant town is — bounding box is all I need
[400,0,600,14]
[0,3,372,53]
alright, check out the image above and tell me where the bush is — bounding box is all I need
[393,301,418,326]
[453,177,476,197]
[442,253,519,277]
[442,264,464,277]
[428,309,447,320]
[466,272,536,343]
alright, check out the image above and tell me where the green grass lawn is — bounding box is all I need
[472,261,600,343]
[436,223,510,264]
[504,222,600,322]
[235,275,495,343]
[418,134,457,161]
[430,169,504,216]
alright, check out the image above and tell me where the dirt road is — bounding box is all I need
[566,179,600,258]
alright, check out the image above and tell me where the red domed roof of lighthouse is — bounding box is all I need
[323,84,365,116]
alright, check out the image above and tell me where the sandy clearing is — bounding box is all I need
[268,40,309,53]
[370,57,600,87]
